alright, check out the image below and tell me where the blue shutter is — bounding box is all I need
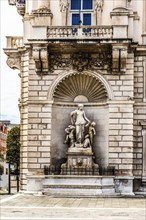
[83,0,92,10]
[71,0,81,10]
[83,14,91,25]
[72,14,80,25]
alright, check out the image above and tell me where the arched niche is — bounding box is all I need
[49,71,113,168]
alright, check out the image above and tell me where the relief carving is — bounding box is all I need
[60,0,69,25]
[94,0,104,12]
[94,0,104,25]
[7,56,20,70]
[49,52,112,72]
[71,53,90,72]
[32,6,52,15]
[60,0,69,12]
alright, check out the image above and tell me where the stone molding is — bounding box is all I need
[47,70,114,101]
[32,6,53,17]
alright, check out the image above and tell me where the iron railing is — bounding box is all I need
[44,165,115,176]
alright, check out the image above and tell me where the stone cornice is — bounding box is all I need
[107,100,135,105]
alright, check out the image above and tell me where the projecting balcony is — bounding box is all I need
[3,36,23,70]
[47,26,113,40]
[6,36,23,48]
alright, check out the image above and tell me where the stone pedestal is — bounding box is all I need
[61,146,99,175]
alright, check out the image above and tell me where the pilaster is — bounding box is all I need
[111,8,129,39]
[94,0,104,26]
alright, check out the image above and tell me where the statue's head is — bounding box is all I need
[91,121,96,126]
[78,103,84,110]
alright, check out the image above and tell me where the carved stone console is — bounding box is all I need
[32,46,49,74]
[112,45,128,73]
[6,54,21,70]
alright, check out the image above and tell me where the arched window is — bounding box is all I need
[70,0,93,25]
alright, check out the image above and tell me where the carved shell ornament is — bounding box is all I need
[53,73,108,103]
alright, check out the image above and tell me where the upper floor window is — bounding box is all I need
[70,0,93,25]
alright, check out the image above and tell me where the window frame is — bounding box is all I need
[70,0,93,26]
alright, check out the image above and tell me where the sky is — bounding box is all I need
[0,0,23,124]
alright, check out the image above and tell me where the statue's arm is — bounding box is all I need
[71,110,76,124]
[83,111,90,123]
[93,128,96,135]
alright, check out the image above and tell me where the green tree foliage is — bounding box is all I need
[6,126,20,166]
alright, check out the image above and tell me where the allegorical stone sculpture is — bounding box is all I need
[65,104,96,148]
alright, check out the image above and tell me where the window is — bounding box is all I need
[70,0,93,25]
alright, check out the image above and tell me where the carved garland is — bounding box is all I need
[49,52,112,72]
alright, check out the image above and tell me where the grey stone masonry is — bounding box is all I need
[108,101,134,176]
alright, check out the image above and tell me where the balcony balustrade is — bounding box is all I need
[47,26,113,40]
[6,36,23,49]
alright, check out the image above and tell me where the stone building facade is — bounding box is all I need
[4,0,146,195]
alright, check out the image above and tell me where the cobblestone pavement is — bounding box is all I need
[0,194,146,220]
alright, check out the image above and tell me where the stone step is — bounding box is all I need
[43,175,115,186]
[43,187,116,197]
[42,176,116,197]
[43,184,115,189]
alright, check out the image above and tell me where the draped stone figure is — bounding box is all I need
[70,104,90,144]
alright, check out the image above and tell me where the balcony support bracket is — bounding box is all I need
[32,45,49,75]
[112,45,128,74]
